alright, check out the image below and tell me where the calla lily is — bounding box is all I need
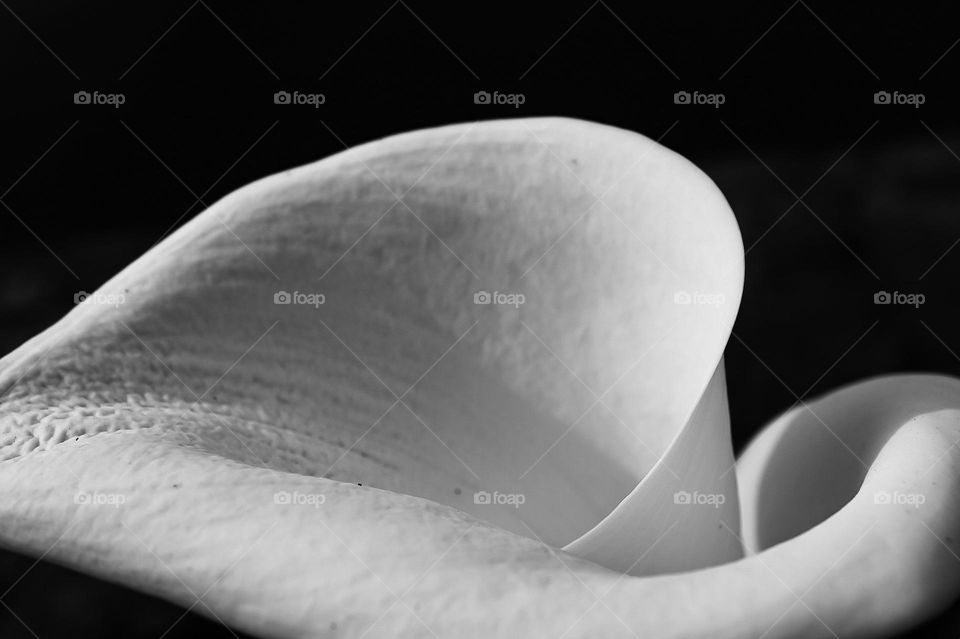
[0,117,958,638]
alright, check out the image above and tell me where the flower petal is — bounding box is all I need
[1,118,957,638]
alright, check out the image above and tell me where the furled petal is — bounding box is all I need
[1,118,957,638]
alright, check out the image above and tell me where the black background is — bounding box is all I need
[2,1,959,636]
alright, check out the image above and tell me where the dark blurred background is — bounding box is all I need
[1,1,959,636]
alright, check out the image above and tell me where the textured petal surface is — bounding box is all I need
[1,118,958,638]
